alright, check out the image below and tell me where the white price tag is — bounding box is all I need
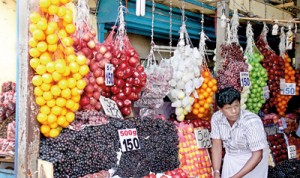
[105,63,114,86]
[263,86,270,100]
[100,96,123,119]
[280,78,285,94]
[240,72,251,87]
[281,83,296,95]
[194,128,212,148]
[118,129,140,152]
[288,145,297,159]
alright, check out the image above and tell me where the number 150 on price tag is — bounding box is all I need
[105,63,114,86]
[240,72,251,87]
[118,129,141,152]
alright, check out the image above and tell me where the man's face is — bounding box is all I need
[218,100,241,123]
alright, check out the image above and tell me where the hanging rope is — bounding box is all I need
[245,22,254,55]
[279,27,286,56]
[169,0,173,57]
[230,9,239,45]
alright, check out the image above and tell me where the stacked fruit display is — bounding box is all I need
[190,69,217,120]
[143,168,188,178]
[177,123,212,177]
[245,49,268,114]
[189,119,211,131]
[284,114,300,158]
[29,0,89,137]
[256,29,284,111]
[274,54,298,116]
[267,133,288,163]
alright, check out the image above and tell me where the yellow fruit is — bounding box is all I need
[36,18,48,31]
[57,126,63,132]
[49,128,60,138]
[76,79,86,90]
[29,24,37,33]
[32,75,43,86]
[58,29,67,38]
[48,5,58,15]
[66,112,75,122]
[61,108,67,115]
[47,99,56,107]
[36,65,47,75]
[47,114,57,123]
[56,97,66,107]
[58,79,68,89]
[79,65,89,76]
[47,44,58,52]
[41,83,51,91]
[32,29,45,41]
[46,34,58,45]
[51,0,60,5]
[34,86,43,96]
[55,61,66,74]
[46,62,55,73]
[72,73,82,80]
[37,42,48,52]
[61,88,71,99]
[61,37,73,46]
[66,99,75,109]
[29,38,38,48]
[45,25,55,35]
[61,121,70,128]
[39,52,51,65]
[67,78,76,88]
[65,24,75,34]
[50,85,61,96]
[71,87,80,96]
[63,14,73,23]
[39,0,51,8]
[29,48,41,58]
[71,103,79,112]
[49,122,58,129]
[40,105,51,115]
[64,46,74,55]
[60,0,71,5]
[43,91,53,101]
[30,58,40,69]
[57,116,66,125]
[52,71,62,81]
[48,21,58,30]
[36,96,46,106]
[42,73,53,84]
[57,7,66,17]
[69,62,79,73]
[40,125,50,134]
[67,54,76,63]
[76,55,87,65]
[29,12,41,24]
[62,66,70,77]
[37,113,47,123]
[71,95,80,102]
[51,106,62,115]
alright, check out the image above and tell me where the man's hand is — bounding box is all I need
[214,173,221,178]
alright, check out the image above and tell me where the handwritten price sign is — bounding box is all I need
[105,63,114,86]
[100,96,123,119]
[194,128,212,148]
[118,129,140,152]
[240,72,251,87]
[288,145,296,159]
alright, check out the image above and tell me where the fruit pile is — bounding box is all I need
[245,50,268,114]
[177,123,212,177]
[268,160,300,178]
[40,117,179,177]
[29,0,89,137]
[274,54,298,116]
[189,119,211,131]
[216,43,248,92]
[262,113,281,127]
[69,110,108,131]
[191,69,217,120]
[143,168,188,178]
[284,114,300,158]
[267,133,288,163]
[0,81,16,123]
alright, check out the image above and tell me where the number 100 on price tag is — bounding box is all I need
[240,72,251,87]
[118,128,141,152]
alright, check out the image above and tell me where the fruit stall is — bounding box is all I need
[11,0,300,177]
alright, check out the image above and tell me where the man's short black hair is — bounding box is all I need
[216,87,241,108]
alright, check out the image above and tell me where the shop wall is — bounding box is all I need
[0,0,17,85]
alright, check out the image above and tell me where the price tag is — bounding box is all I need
[280,78,285,94]
[264,125,279,136]
[194,128,212,148]
[100,96,123,119]
[118,128,140,152]
[281,117,287,129]
[240,72,251,87]
[263,86,270,100]
[282,83,296,95]
[287,145,297,159]
[105,63,114,86]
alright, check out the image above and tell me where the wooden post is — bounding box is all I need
[215,1,228,72]
[296,0,300,69]
[15,0,40,177]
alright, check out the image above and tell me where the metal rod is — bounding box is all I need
[239,17,300,24]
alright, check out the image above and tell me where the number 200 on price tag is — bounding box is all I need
[118,129,141,152]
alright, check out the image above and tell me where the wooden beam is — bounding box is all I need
[275,2,294,8]
[15,0,40,177]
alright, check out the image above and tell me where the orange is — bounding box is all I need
[49,128,60,138]
[57,116,67,125]
[192,109,199,115]
[197,113,204,118]
[47,114,57,123]
[208,81,214,88]
[203,92,209,98]
[204,103,210,109]
[199,107,205,113]
[202,71,210,78]
[40,125,50,134]
[201,83,208,89]
[211,78,217,85]
[206,97,213,104]
[212,86,218,92]
[194,103,200,109]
